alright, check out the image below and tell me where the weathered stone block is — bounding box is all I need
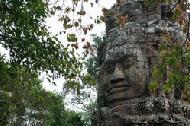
[94,0,190,125]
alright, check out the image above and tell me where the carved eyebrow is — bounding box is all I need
[104,59,117,64]
[120,55,136,60]
[105,55,136,63]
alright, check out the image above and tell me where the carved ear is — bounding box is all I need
[97,43,107,66]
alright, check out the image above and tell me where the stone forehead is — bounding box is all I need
[106,23,144,47]
[105,44,146,62]
[104,24,147,62]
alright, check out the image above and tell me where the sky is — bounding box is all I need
[43,0,116,110]
[43,0,116,92]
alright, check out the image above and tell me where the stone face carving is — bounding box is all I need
[99,27,149,107]
[93,0,190,126]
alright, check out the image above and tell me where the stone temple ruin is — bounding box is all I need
[92,0,190,125]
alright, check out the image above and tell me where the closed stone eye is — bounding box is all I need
[103,62,116,74]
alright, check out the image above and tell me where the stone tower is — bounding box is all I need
[92,0,190,125]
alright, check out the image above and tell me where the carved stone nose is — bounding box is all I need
[110,63,125,83]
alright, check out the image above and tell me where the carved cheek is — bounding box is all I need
[124,66,137,83]
[100,72,111,84]
[135,67,147,89]
[99,62,115,84]
[139,71,146,84]
[101,69,114,84]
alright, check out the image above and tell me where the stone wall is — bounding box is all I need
[93,97,190,125]
[93,0,190,126]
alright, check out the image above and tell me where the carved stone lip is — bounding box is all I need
[109,86,129,94]
[109,81,131,94]
[109,78,131,87]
